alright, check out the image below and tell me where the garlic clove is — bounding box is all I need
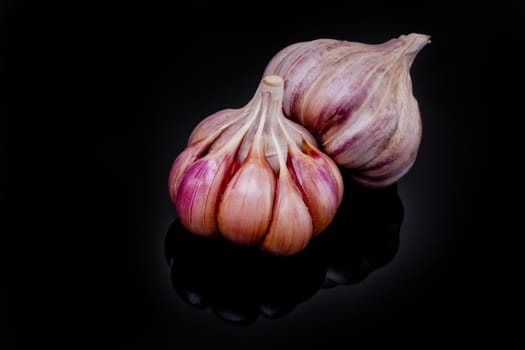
[175,150,237,237]
[168,139,212,205]
[261,167,313,256]
[288,140,344,235]
[218,155,276,246]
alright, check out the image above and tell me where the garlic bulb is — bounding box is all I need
[264,33,430,188]
[168,75,344,256]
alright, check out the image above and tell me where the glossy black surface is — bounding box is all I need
[165,182,403,325]
[3,0,500,343]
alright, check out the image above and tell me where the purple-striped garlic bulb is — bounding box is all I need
[168,75,343,256]
[264,33,430,188]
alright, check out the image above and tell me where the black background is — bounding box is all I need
[1,0,511,343]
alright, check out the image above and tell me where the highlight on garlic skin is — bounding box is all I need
[168,75,344,256]
[264,33,430,188]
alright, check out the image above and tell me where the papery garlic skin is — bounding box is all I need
[168,75,344,256]
[264,33,430,188]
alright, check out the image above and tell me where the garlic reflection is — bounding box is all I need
[164,181,404,325]
[168,76,344,256]
[264,33,430,188]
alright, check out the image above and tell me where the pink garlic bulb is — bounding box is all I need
[168,75,344,256]
[264,33,430,188]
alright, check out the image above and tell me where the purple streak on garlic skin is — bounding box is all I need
[327,110,399,168]
[353,157,417,188]
[264,33,430,188]
[315,89,367,137]
[175,151,236,237]
[168,138,214,204]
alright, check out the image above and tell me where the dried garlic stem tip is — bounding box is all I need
[262,75,284,87]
